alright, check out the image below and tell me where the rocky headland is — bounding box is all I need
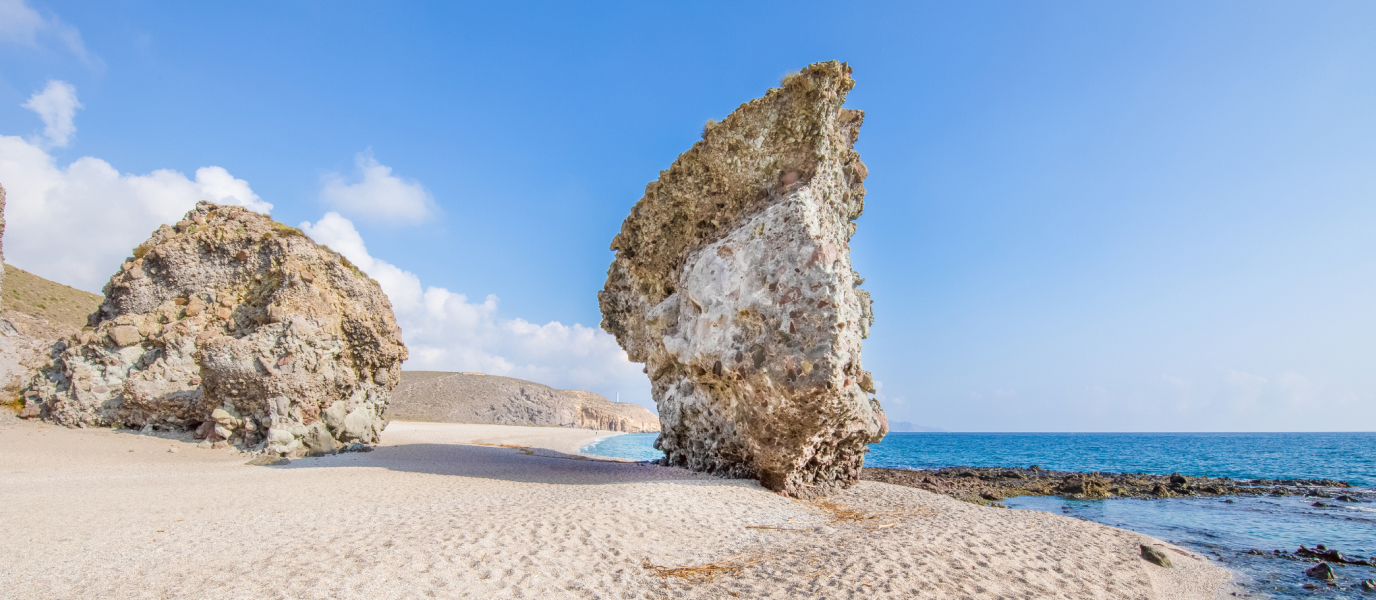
[599,61,886,498]
[20,201,407,457]
[386,370,659,432]
[862,465,1362,505]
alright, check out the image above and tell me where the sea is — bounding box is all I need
[582,432,1376,598]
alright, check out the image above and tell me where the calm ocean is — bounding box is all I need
[582,432,1376,598]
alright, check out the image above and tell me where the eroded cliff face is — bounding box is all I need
[23,202,407,456]
[561,389,660,433]
[599,61,886,498]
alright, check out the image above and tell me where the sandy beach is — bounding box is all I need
[0,418,1230,599]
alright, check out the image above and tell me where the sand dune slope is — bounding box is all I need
[0,421,1228,599]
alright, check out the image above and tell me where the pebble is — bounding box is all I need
[168,447,179,453]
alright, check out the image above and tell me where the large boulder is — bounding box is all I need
[598,61,886,498]
[24,202,407,456]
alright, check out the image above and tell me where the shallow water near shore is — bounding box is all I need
[583,431,1376,598]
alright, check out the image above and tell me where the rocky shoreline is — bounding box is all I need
[861,465,1364,505]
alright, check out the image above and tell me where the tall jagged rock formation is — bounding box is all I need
[598,61,886,498]
[24,202,407,456]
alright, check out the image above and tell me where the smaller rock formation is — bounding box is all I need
[598,61,885,498]
[23,202,407,456]
[1140,545,1173,568]
[387,371,659,433]
[1305,562,1335,581]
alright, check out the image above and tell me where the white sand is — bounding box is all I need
[0,420,1231,599]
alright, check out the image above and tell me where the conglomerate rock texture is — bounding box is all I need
[23,202,407,456]
[387,371,660,433]
[599,61,886,498]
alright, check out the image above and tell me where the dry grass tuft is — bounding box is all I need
[813,499,873,522]
[641,553,762,584]
[272,222,306,238]
[2,375,23,414]
[811,499,936,526]
[744,524,809,533]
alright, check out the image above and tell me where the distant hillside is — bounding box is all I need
[1,264,104,409]
[387,371,660,433]
[3,264,102,329]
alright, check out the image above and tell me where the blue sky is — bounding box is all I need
[2,1,1372,431]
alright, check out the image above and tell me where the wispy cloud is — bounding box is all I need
[0,0,99,67]
[22,80,81,148]
[320,151,437,225]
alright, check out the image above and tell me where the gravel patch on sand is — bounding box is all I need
[0,421,1228,599]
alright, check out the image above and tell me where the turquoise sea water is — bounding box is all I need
[582,432,1376,598]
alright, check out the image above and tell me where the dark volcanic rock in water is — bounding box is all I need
[1305,562,1336,581]
[861,465,1358,505]
[598,61,886,498]
[1056,473,1111,500]
[1296,545,1376,567]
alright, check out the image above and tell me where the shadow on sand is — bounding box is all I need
[265,442,762,489]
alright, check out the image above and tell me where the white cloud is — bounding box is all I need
[0,0,96,66]
[22,80,81,147]
[319,151,436,225]
[0,82,272,291]
[300,212,650,405]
